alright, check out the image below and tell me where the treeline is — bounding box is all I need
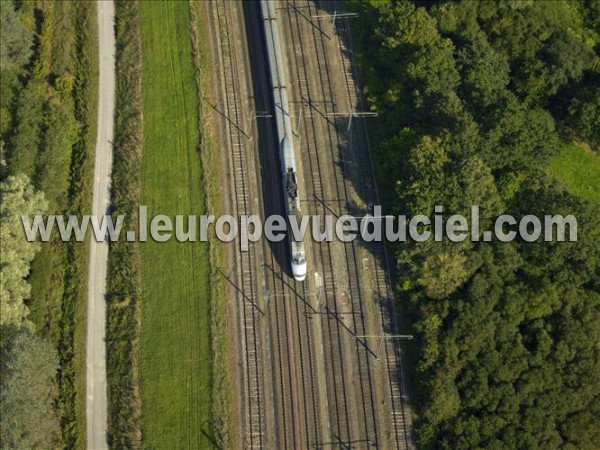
[0,175,58,449]
[106,1,143,447]
[348,1,599,448]
[0,1,97,447]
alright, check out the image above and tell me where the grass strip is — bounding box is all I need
[137,2,212,448]
[105,1,144,447]
[189,1,231,447]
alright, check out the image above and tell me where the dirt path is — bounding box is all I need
[86,1,115,448]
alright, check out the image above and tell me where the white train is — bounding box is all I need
[260,0,307,281]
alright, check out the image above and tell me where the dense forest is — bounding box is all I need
[349,0,600,449]
[0,1,97,447]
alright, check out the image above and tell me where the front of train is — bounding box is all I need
[291,241,307,281]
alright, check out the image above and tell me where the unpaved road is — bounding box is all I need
[86,1,115,448]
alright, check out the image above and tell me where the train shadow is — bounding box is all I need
[242,0,293,279]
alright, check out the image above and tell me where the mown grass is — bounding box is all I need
[138,2,212,448]
[548,140,600,201]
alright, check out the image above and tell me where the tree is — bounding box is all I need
[541,30,595,94]
[0,1,33,72]
[0,174,47,329]
[7,80,46,178]
[456,32,510,113]
[35,93,78,209]
[421,250,469,299]
[0,69,19,138]
[483,97,559,170]
[567,85,600,146]
[348,1,600,448]
[0,329,60,449]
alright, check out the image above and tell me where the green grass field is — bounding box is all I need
[138,2,212,448]
[548,141,600,202]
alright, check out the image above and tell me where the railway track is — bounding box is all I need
[285,2,363,446]
[263,246,322,449]
[240,2,324,448]
[213,1,412,448]
[213,2,264,448]
[282,0,413,448]
[326,2,414,446]
[302,1,381,447]
[287,7,350,450]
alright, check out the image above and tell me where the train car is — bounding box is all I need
[260,0,307,281]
